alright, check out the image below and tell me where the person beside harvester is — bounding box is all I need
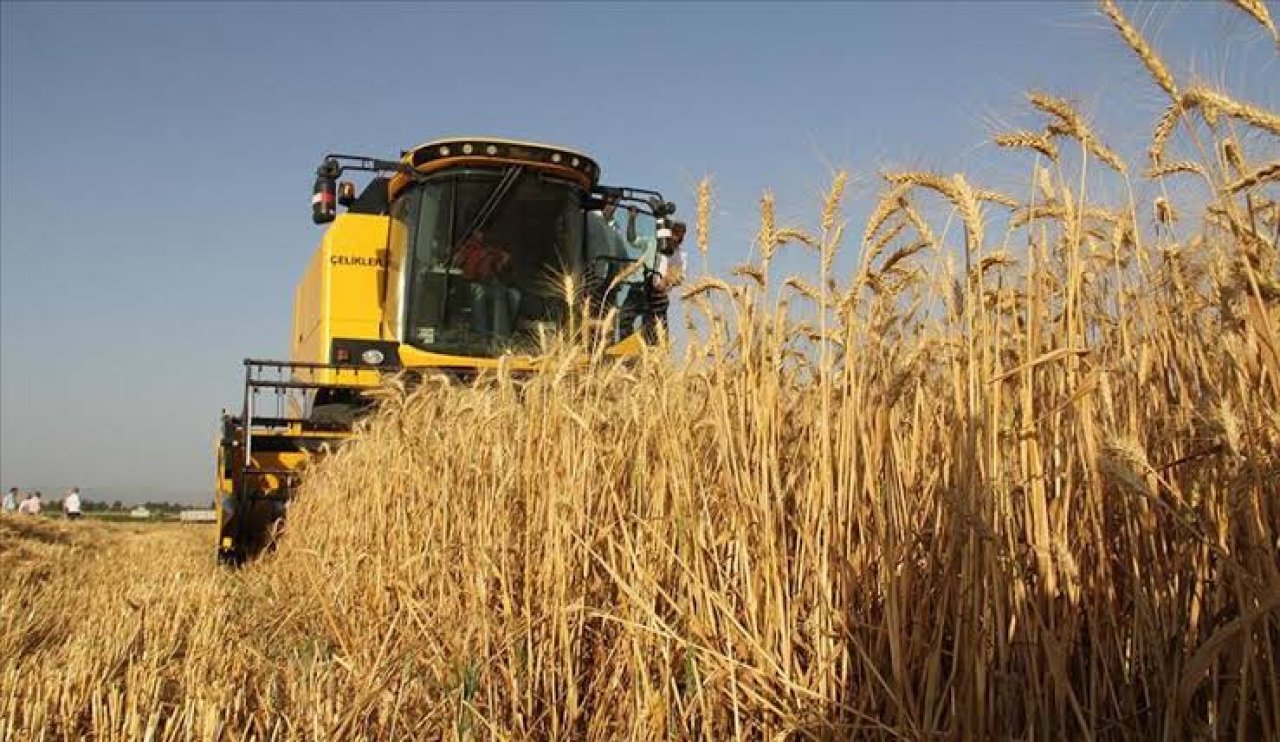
[3,487,17,513]
[624,219,686,344]
[63,487,82,520]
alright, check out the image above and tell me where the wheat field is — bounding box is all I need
[3,2,1278,739]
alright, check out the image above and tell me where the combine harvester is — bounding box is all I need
[215,137,678,563]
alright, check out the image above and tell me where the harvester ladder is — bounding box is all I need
[237,359,367,499]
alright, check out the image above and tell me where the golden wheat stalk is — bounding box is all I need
[1222,139,1244,174]
[1099,0,1179,98]
[866,218,907,267]
[977,250,1018,274]
[994,130,1061,161]
[1226,0,1279,43]
[976,189,1020,208]
[1032,91,1128,173]
[1225,161,1280,193]
[1181,86,1280,136]
[952,175,985,257]
[823,221,846,275]
[679,277,735,300]
[885,170,954,198]
[820,171,850,280]
[862,181,911,247]
[783,276,827,304]
[1011,202,1123,229]
[775,227,820,250]
[1149,103,1183,166]
[898,194,938,248]
[1029,91,1095,144]
[732,263,767,287]
[877,238,931,276]
[696,176,712,261]
[758,190,777,261]
[886,170,985,254]
[1011,203,1069,228]
[1146,160,1206,179]
[822,171,850,233]
[1086,137,1129,175]
[1034,165,1057,202]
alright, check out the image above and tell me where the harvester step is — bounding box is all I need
[249,416,352,432]
[243,468,303,477]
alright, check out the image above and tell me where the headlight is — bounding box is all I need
[331,339,400,370]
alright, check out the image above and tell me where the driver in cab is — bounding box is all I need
[455,229,512,281]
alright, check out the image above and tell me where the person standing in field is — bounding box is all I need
[17,491,41,516]
[3,487,17,512]
[63,488,82,521]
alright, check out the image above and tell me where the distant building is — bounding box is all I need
[179,509,217,523]
[130,506,152,519]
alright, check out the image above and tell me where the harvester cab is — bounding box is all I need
[215,137,676,564]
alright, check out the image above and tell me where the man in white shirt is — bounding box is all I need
[63,487,83,520]
[652,222,686,291]
[17,492,41,516]
[640,220,686,343]
[3,487,17,512]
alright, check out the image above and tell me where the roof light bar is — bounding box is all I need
[407,139,599,183]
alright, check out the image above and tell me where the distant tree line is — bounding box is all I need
[79,500,192,514]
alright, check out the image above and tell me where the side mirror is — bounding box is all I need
[311,159,341,224]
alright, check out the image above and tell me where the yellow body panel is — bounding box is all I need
[291,213,390,386]
[395,332,646,371]
[381,205,409,344]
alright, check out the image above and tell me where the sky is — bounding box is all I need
[1,1,1275,504]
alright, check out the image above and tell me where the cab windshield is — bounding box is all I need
[395,168,585,357]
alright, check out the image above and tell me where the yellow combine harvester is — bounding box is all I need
[215,137,679,563]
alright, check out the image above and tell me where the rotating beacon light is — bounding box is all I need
[311,159,341,224]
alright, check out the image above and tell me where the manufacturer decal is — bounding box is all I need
[330,252,388,268]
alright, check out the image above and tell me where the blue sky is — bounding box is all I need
[1,2,1274,503]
